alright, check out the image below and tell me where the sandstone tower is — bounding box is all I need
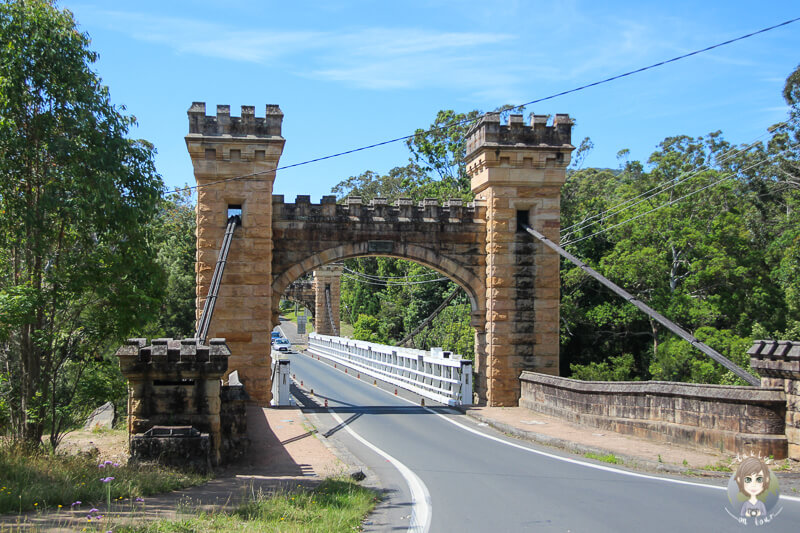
[186,103,285,404]
[466,113,573,405]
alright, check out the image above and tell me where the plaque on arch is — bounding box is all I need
[367,240,393,253]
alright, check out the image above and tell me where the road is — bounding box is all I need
[277,320,800,532]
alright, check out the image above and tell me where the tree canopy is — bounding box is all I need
[332,69,800,385]
[0,0,164,445]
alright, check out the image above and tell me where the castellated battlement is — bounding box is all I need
[272,195,480,223]
[465,113,573,158]
[116,337,230,376]
[187,102,283,137]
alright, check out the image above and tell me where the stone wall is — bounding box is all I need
[750,340,800,460]
[220,385,249,462]
[270,194,488,339]
[117,337,248,466]
[519,371,787,458]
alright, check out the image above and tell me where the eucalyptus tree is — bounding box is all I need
[0,1,164,445]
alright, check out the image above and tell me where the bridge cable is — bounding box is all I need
[524,224,761,386]
[325,286,339,337]
[561,146,796,246]
[398,288,463,348]
[195,214,240,343]
[167,16,800,196]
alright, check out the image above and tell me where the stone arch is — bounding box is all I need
[272,242,486,331]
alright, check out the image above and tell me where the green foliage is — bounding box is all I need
[71,359,128,422]
[410,302,474,360]
[649,328,754,385]
[351,314,386,344]
[561,69,800,383]
[147,191,197,338]
[406,109,481,199]
[570,353,638,382]
[583,452,623,465]
[332,109,481,204]
[340,255,474,358]
[0,0,164,445]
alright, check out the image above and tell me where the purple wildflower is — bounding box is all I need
[71,501,81,507]
[112,462,120,467]
[104,460,113,465]
[135,497,144,503]
[98,463,105,468]
[89,508,99,513]
[100,477,115,483]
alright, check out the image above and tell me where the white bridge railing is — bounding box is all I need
[307,333,473,406]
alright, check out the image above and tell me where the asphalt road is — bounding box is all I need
[277,320,800,532]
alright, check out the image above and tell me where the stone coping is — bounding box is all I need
[519,371,783,403]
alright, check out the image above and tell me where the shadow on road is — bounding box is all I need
[290,382,458,416]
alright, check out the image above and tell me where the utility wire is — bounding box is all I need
[560,118,797,240]
[561,147,794,246]
[342,273,450,286]
[168,16,800,196]
[342,265,442,281]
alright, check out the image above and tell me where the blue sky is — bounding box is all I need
[64,1,800,202]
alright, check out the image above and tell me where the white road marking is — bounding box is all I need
[327,409,432,533]
[287,338,432,533]
[301,349,800,503]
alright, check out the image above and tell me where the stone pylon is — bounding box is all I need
[466,113,573,406]
[185,103,285,405]
[313,264,343,336]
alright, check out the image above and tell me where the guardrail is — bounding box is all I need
[307,333,473,406]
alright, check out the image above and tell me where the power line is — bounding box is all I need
[342,265,443,281]
[168,16,800,196]
[341,273,450,286]
[560,118,797,240]
[561,147,794,246]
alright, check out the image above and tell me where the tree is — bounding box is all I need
[149,190,197,338]
[406,109,481,200]
[0,1,164,446]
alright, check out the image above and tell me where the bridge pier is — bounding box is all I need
[466,113,573,406]
[186,103,285,405]
[313,264,343,336]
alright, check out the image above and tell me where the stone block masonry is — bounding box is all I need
[518,340,800,460]
[750,340,800,460]
[187,103,285,405]
[188,103,574,408]
[116,337,248,467]
[466,113,574,406]
[519,372,787,458]
[313,264,342,336]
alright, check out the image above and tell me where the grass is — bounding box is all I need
[115,478,379,533]
[775,460,792,472]
[0,442,209,514]
[280,310,315,332]
[583,452,623,465]
[701,461,732,472]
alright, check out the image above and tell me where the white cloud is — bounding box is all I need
[87,9,516,91]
